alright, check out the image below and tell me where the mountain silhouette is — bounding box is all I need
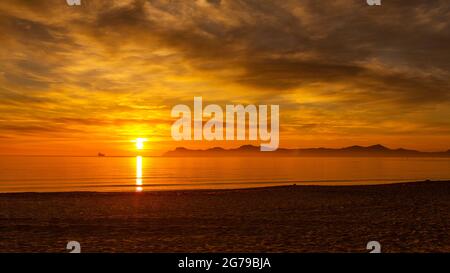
[164,144,450,157]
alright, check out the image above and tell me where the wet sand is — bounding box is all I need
[0,181,449,252]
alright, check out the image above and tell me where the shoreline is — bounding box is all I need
[0,179,448,195]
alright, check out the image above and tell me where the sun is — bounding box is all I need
[135,138,146,150]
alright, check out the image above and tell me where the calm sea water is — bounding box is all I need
[0,156,449,192]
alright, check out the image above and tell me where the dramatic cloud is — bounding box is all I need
[0,0,449,154]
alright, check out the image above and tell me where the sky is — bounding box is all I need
[0,0,449,155]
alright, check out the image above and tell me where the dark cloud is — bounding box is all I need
[0,87,55,105]
[60,0,448,107]
[0,124,82,135]
[2,0,448,97]
[52,117,172,126]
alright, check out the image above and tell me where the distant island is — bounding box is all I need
[164,144,450,157]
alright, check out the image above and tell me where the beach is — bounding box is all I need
[0,181,449,253]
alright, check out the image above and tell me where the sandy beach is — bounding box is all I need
[0,181,449,253]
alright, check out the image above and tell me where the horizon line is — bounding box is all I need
[1,143,449,157]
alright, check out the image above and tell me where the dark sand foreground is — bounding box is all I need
[0,181,449,253]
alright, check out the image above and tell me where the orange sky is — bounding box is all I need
[0,0,449,155]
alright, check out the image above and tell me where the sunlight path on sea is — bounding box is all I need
[136,156,143,192]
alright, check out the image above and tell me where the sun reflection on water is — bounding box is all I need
[136,155,143,192]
